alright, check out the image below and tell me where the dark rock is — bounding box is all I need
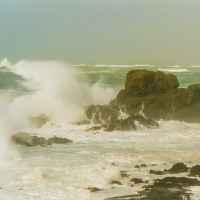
[11,133,72,147]
[140,164,148,167]
[120,171,130,178]
[130,178,146,184]
[189,165,200,177]
[86,125,102,131]
[153,176,200,188]
[87,187,102,192]
[149,169,166,175]
[105,176,197,200]
[86,114,158,132]
[124,69,179,94]
[110,70,200,122]
[111,163,117,166]
[10,132,51,147]
[86,104,123,124]
[168,162,188,174]
[47,137,72,144]
[110,180,122,185]
[105,115,158,132]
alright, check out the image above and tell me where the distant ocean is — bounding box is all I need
[0,59,200,199]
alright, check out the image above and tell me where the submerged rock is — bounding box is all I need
[47,137,72,144]
[87,187,102,192]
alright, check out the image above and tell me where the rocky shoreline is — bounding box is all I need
[86,69,200,128]
[86,162,200,200]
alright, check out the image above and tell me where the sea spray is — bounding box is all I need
[0,59,115,165]
[9,60,115,122]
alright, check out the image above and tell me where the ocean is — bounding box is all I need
[0,59,200,199]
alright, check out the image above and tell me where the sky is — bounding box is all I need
[1,0,200,65]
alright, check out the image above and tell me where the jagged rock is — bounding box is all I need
[168,162,189,174]
[86,104,124,124]
[10,132,51,147]
[47,137,72,144]
[110,70,200,122]
[105,115,158,132]
[105,177,198,200]
[86,115,158,132]
[189,165,200,177]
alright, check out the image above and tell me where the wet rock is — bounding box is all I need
[124,69,179,94]
[105,176,197,200]
[47,137,72,144]
[189,165,200,177]
[110,180,122,185]
[86,126,102,131]
[153,176,200,188]
[105,115,158,132]
[87,187,102,192]
[10,132,51,147]
[130,178,147,184]
[168,162,189,174]
[120,171,130,178]
[11,133,72,147]
[135,163,148,168]
[149,169,166,175]
[110,70,200,123]
[111,163,117,166]
[86,104,122,124]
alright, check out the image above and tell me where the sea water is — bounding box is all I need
[0,59,200,199]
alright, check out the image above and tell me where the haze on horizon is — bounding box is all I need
[1,0,200,65]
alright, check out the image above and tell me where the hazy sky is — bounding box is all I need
[1,0,200,65]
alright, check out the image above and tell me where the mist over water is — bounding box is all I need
[0,59,115,165]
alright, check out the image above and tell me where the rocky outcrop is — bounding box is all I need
[11,132,72,147]
[87,115,159,132]
[110,69,200,122]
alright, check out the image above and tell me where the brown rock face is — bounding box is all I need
[125,69,179,95]
[110,70,200,122]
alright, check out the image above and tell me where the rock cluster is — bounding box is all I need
[11,132,72,147]
[111,69,200,122]
[86,69,200,129]
[103,162,200,200]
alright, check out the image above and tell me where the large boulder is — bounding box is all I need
[10,132,51,147]
[110,70,200,122]
[125,69,179,95]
